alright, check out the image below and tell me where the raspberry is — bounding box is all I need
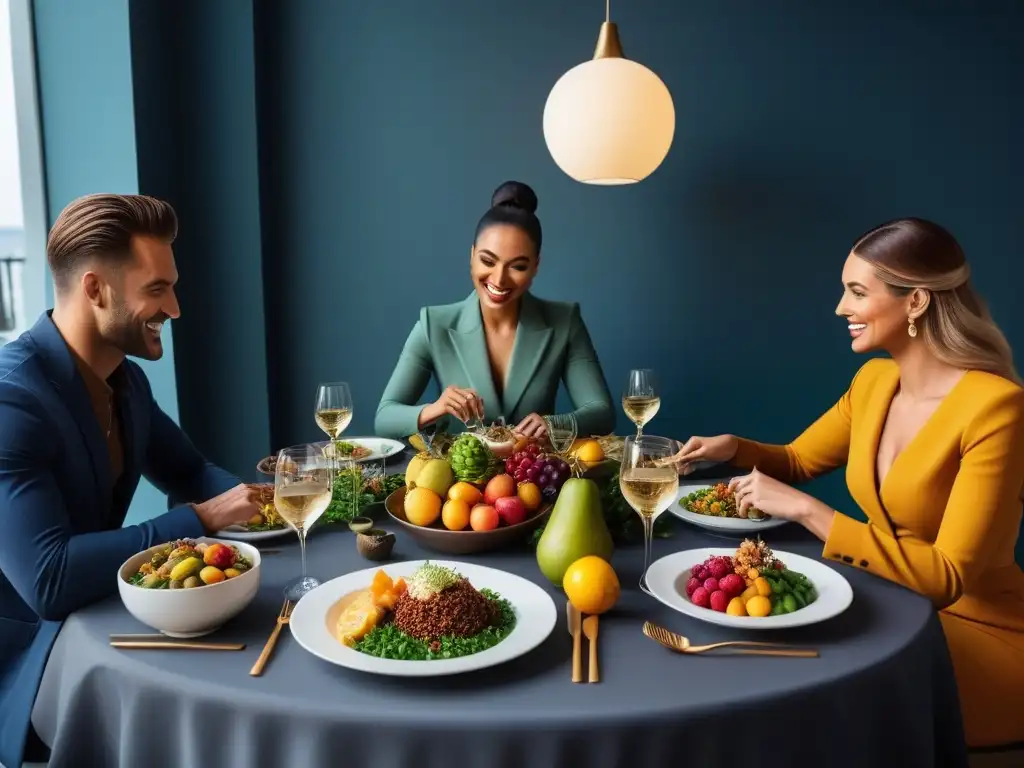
[685,577,702,596]
[692,565,708,581]
[703,577,719,593]
[708,560,731,579]
[691,587,710,608]
[710,590,729,612]
[718,573,745,596]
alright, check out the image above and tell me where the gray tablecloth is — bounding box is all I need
[32,496,968,768]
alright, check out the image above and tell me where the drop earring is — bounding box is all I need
[907,317,918,338]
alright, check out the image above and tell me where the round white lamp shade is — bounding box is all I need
[543,57,675,185]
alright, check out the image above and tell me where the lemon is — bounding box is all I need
[562,556,620,615]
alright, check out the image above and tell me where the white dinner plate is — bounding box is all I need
[289,559,557,676]
[324,437,406,464]
[215,525,294,542]
[645,548,853,629]
[669,481,790,533]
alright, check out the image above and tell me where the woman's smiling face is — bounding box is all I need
[470,223,538,309]
[835,251,915,353]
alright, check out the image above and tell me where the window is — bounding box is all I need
[1,0,47,343]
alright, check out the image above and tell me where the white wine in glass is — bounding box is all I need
[622,369,661,437]
[315,382,353,440]
[543,413,578,457]
[619,435,680,593]
[275,445,333,600]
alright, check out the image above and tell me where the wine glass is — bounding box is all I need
[622,369,661,437]
[315,382,352,469]
[274,445,333,601]
[543,413,578,458]
[619,435,680,594]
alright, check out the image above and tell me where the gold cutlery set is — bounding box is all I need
[567,601,600,683]
[112,604,817,666]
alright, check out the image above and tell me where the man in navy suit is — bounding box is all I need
[0,194,262,768]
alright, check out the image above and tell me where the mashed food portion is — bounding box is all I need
[392,571,499,641]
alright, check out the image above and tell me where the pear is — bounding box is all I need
[405,453,431,487]
[536,478,614,586]
[412,458,454,498]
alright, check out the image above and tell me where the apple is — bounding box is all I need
[494,496,527,527]
[483,473,516,505]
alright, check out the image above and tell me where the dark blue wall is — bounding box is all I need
[32,1,1024,562]
[250,0,1024,536]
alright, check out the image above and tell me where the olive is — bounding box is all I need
[168,579,184,590]
[182,576,201,589]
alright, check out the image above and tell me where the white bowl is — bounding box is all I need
[117,537,262,637]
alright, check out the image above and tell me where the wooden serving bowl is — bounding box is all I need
[384,486,552,555]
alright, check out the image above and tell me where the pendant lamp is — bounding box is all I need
[542,0,675,185]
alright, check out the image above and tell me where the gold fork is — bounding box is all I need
[642,622,819,657]
[250,598,294,676]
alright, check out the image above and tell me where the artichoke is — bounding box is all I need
[446,433,499,484]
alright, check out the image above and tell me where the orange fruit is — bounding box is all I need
[573,439,605,464]
[754,577,772,597]
[404,487,442,526]
[562,556,620,615]
[745,595,772,617]
[517,482,542,511]
[448,481,483,505]
[469,504,499,531]
[441,499,471,530]
[726,597,747,616]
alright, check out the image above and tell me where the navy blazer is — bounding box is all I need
[0,312,239,768]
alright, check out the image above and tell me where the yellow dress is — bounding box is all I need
[732,358,1024,748]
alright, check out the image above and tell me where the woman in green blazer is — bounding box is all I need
[375,181,615,441]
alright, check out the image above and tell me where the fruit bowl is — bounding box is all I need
[384,486,553,555]
[117,537,261,638]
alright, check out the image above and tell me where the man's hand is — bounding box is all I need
[192,484,263,533]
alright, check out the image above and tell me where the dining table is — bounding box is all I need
[31,458,969,768]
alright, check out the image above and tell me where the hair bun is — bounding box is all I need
[490,181,538,215]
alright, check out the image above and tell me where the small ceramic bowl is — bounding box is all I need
[348,516,375,533]
[356,529,396,561]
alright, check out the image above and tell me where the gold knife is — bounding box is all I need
[110,641,245,650]
[582,615,599,683]
[566,601,583,683]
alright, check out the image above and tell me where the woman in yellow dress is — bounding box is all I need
[670,218,1024,750]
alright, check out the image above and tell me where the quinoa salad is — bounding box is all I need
[334,563,516,661]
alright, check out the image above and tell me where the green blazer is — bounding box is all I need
[375,292,615,440]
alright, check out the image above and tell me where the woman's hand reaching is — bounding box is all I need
[514,413,549,439]
[418,385,485,428]
[728,468,836,541]
[667,434,738,474]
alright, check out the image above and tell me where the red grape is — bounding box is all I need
[518,457,533,471]
[526,465,540,481]
[514,469,528,483]
[504,459,517,474]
